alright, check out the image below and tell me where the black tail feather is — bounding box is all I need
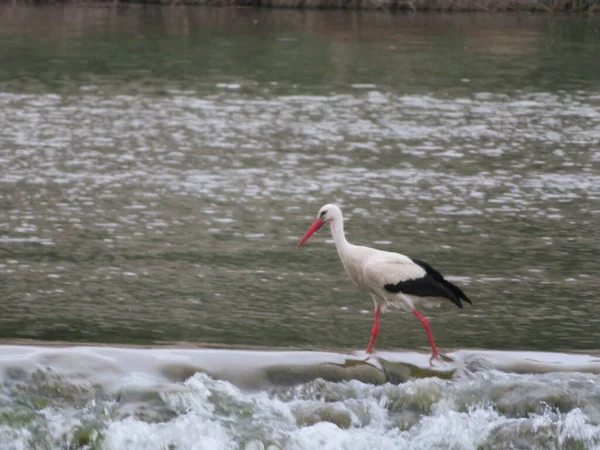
[441,278,472,306]
[411,258,473,308]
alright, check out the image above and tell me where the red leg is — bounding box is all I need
[365,305,381,354]
[412,308,439,361]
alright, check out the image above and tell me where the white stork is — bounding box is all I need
[297,203,472,363]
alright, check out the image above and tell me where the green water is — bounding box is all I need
[1,5,599,353]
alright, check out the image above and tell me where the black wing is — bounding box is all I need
[384,258,472,309]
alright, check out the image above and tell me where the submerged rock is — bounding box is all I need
[293,403,353,429]
[379,358,455,384]
[159,363,206,382]
[263,359,386,386]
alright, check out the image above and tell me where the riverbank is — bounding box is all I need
[4,0,599,11]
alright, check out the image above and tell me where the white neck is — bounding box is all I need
[330,216,350,253]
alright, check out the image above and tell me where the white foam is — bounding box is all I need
[104,415,235,450]
[102,371,600,449]
[1,347,600,449]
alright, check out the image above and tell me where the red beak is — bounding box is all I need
[297,218,325,247]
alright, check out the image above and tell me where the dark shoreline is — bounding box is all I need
[2,0,599,12]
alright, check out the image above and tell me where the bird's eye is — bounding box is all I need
[319,210,327,218]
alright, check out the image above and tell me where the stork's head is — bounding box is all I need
[297,203,342,247]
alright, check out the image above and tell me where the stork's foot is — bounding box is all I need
[429,352,440,367]
[429,352,453,366]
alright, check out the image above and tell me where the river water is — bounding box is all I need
[1,5,600,449]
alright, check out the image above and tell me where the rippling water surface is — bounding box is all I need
[1,6,600,449]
